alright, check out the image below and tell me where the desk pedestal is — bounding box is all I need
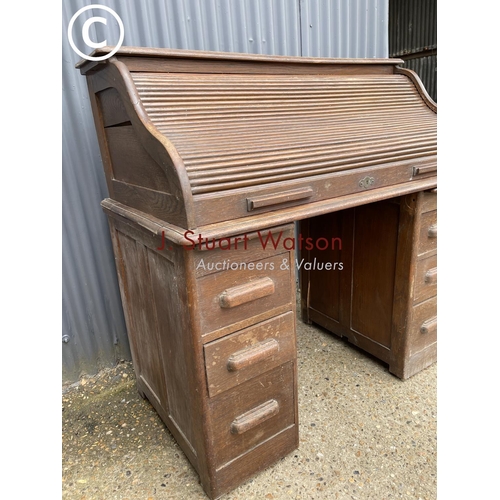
[106,215,299,499]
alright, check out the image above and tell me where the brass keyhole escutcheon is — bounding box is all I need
[358,176,375,189]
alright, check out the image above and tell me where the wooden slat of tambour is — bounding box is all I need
[167,123,436,157]
[180,130,436,161]
[185,134,437,170]
[190,157,436,194]
[130,71,436,195]
[131,75,406,84]
[171,131,435,159]
[148,108,430,133]
[144,102,421,116]
[188,148,437,186]
[141,93,420,106]
[139,91,415,102]
[163,119,435,147]
[182,130,437,163]
[144,99,424,115]
[147,100,430,119]
[188,144,436,174]
[144,106,426,125]
[151,112,432,132]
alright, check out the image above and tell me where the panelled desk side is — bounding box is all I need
[78,47,437,499]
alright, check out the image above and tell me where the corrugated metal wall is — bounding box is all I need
[389,0,436,101]
[62,0,389,385]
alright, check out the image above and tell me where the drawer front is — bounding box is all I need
[204,312,296,397]
[414,254,437,304]
[208,362,296,468]
[196,253,293,337]
[193,225,294,278]
[417,210,437,257]
[409,296,437,355]
[421,189,437,213]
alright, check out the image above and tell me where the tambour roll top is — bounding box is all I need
[78,46,437,231]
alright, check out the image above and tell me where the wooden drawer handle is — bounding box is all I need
[247,187,313,211]
[420,317,437,335]
[226,339,279,372]
[219,277,275,309]
[428,224,437,238]
[413,165,437,176]
[230,399,280,435]
[424,267,437,284]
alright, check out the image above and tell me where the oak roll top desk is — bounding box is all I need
[77,47,437,499]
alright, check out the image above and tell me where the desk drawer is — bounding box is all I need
[421,189,437,213]
[409,296,437,355]
[414,254,437,304]
[196,253,293,338]
[417,210,437,257]
[204,312,295,397]
[208,362,296,468]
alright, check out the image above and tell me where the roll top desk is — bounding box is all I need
[77,47,437,499]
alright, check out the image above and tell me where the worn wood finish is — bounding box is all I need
[204,312,295,397]
[105,125,171,192]
[105,210,297,499]
[207,362,296,467]
[80,46,437,497]
[80,47,436,229]
[121,56,400,76]
[76,45,403,68]
[196,252,293,340]
[87,61,195,228]
[300,190,437,379]
[101,177,436,250]
[193,157,435,226]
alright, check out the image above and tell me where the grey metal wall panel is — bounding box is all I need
[62,0,389,384]
[388,0,436,102]
[300,0,388,58]
[389,0,436,57]
[63,0,130,385]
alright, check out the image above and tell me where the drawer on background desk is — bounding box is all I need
[409,296,437,355]
[417,210,437,257]
[414,254,437,304]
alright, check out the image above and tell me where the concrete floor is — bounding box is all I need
[62,320,436,500]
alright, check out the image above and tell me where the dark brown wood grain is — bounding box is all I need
[105,124,171,192]
[98,87,129,127]
[204,312,295,397]
[195,252,293,339]
[76,45,403,70]
[119,55,399,76]
[414,255,437,303]
[82,46,437,497]
[193,157,435,226]
[111,179,185,226]
[300,192,437,379]
[207,362,296,467]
